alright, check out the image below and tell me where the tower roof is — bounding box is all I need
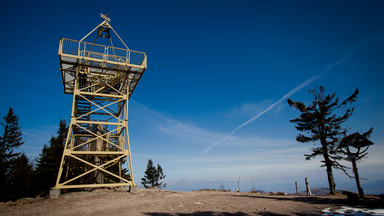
[338,132,374,149]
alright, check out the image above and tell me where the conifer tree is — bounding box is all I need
[0,108,24,168]
[8,153,34,200]
[288,86,359,195]
[141,159,166,189]
[34,119,67,194]
[0,107,32,201]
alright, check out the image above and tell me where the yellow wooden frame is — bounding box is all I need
[54,15,146,190]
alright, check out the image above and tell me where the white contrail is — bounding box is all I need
[199,73,322,156]
[199,27,384,156]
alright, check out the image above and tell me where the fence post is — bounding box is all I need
[78,40,81,57]
[305,177,312,195]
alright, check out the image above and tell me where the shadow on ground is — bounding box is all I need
[144,211,319,216]
[144,212,249,216]
[234,194,347,206]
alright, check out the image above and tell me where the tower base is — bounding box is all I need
[50,189,61,198]
[130,185,139,194]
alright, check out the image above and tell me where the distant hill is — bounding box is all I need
[362,180,384,195]
[298,180,384,196]
[299,187,343,196]
[249,190,266,194]
[299,187,327,195]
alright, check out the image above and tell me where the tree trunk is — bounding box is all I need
[325,163,336,194]
[352,158,364,198]
[322,146,336,194]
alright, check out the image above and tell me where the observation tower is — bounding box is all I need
[53,14,146,192]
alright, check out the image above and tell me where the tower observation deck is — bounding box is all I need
[54,14,147,190]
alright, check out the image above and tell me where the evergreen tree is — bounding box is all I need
[33,119,67,195]
[0,107,32,201]
[288,86,359,195]
[141,159,166,189]
[7,153,34,200]
[0,108,24,172]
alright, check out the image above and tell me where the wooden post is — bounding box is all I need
[305,177,312,195]
[236,176,241,192]
[295,181,299,195]
[352,158,365,198]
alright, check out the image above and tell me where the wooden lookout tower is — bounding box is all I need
[53,14,147,192]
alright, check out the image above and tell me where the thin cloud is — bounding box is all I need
[23,129,53,140]
[132,101,307,160]
[226,100,288,119]
[133,153,184,159]
[229,100,273,117]
[173,147,309,164]
[196,161,320,174]
[157,120,223,145]
[131,100,222,145]
[165,154,323,180]
[200,26,384,156]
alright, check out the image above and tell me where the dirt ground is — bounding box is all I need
[0,188,349,216]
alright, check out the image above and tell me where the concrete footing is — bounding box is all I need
[129,185,139,194]
[50,189,61,198]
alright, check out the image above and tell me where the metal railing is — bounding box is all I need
[59,38,147,67]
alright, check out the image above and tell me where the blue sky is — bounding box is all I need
[1,0,384,193]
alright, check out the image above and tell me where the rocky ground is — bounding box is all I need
[0,188,354,216]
